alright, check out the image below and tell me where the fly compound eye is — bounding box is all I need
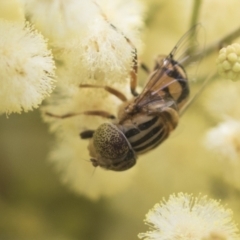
[89,123,136,171]
[93,123,131,160]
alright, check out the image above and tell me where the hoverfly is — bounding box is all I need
[47,24,204,171]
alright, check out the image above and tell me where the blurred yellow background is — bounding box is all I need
[1,0,240,239]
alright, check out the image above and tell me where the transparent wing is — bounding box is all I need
[134,24,205,109]
[170,23,205,68]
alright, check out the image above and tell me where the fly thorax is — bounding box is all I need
[117,98,137,121]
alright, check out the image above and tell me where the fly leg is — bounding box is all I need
[129,45,139,97]
[45,85,124,139]
[80,130,95,139]
[140,62,150,74]
[93,2,140,97]
[46,83,128,119]
[45,110,116,140]
[108,24,139,97]
[109,25,151,96]
[79,84,128,102]
[45,110,116,119]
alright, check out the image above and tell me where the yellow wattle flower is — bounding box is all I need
[217,43,240,81]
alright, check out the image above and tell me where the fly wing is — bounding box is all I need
[173,23,206,81]
[134,64,171,108]
[134,23,205,110]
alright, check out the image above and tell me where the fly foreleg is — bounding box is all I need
[79,84,127,102]
[45,110,116,120]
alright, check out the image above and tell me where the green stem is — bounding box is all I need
[187,0,202,55]
[185,26,240,66]
[204,26,240,56]
[190,0,202,27]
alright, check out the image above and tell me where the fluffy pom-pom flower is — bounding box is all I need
[22,0,144,86]
[138,193,239,240]
[204,119,240,191]
[202,80,240,121]
[0,20,55,114]
[41,80,136,199]
[205,119,240,163]
[21,0,99,43]
[217,43,240,81]
[48,133,136,200]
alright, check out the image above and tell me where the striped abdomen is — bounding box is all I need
[120,110,178,155]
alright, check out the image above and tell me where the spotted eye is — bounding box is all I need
[93,123,131,160]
